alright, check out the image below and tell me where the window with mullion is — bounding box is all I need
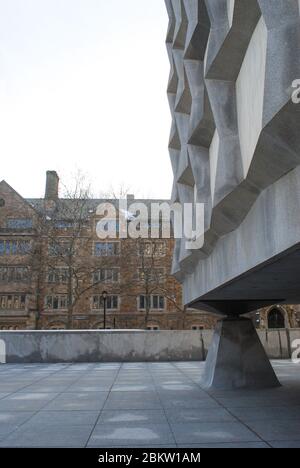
[0,240,31,256]
[47,268,69,284]
[0,295,26,310]
[93,268,119,283]
[45,295,68,310]
[139,295,165,310]
[92,295,119,310]
[94,242,120,257]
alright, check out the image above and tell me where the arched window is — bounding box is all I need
[268,308,285,329]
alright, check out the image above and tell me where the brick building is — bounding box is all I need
[0,171,217,331]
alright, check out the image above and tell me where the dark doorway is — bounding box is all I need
[268,308,285,329]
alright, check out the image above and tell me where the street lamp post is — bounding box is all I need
[101,291,108,330]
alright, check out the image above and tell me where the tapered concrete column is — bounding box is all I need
[202,317,280,390]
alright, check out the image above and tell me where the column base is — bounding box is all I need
[202,317,281,390]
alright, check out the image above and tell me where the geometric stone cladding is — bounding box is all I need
[165,0,300,308]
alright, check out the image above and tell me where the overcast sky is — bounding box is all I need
[0,0,172,199]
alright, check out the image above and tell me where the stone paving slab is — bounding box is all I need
[269,441,300,448]
[23,411,99,427]
[97,410,168,425]
[170,421,261,445]
[165,408,236,424]
[88,422,175,447]
[0,424,93,448]
[0,360,299,447]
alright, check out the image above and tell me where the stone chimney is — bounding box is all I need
[45,171,59,200]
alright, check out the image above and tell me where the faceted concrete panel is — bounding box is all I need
[236,16,267,176]
[165,0,300,310]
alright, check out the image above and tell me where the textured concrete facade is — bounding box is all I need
[166,0,300,314]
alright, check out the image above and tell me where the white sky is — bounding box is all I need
[0,0,172,199]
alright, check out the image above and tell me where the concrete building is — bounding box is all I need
[0,171,216,331]
[165,0,300,388]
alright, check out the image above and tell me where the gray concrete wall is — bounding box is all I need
[0,329,299,363]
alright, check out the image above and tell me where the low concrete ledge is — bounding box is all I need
[0,329,299,363]
[0,330,211,364]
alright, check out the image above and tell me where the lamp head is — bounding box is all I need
[102,290,108,300]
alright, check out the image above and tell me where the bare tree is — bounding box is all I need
[97,184,132,201]
[29,178,183,330]
[120,237,184,329]
[30,174,120,329]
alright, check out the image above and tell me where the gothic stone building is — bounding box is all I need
[1,172,299,331]
[0,171,217,331]
[251,305,300,330]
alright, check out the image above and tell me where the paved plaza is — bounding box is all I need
[0,360,299,448]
